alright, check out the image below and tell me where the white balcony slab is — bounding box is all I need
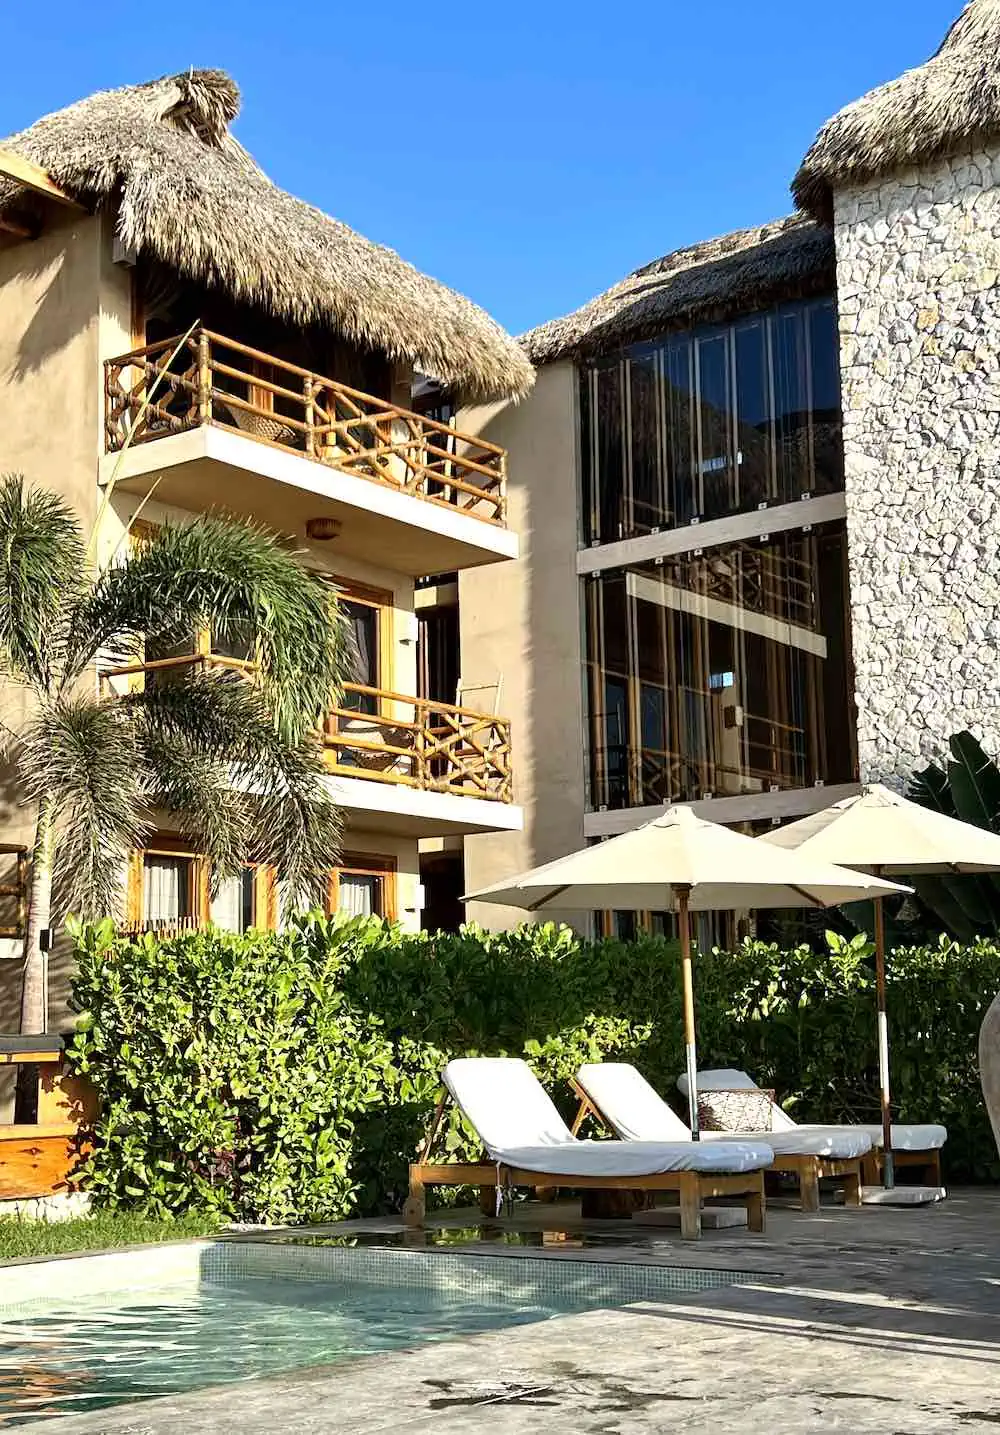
[100,427,518,575]
[577,493,847,573]
[327,774,523,838]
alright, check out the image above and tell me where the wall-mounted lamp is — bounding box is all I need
[305,517,342,542]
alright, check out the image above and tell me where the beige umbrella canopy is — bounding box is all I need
[465,805,906,1139]
[762,783,1000,1186]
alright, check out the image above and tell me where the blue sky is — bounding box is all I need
[3,1,960,336]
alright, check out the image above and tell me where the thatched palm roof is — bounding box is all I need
[794,0,1000,222]
[0,70,533,401]
[521,215,834,366]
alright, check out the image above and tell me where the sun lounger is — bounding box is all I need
[405,1057,772,1240]
[681,1068,946,1190]
[571,1061,867,1212]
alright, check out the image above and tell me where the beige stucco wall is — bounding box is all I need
[0,212,118,1039]
[458,362,588,932]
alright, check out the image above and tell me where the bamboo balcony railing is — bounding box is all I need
[105,328,508,526]
[325,683,513,803]
[99,656,514,805]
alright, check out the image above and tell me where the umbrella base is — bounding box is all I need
[861,1184,946,1206]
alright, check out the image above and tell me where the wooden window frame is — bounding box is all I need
[328,852,397,922]
[128,833,276,932]
[129,836,206,928]
[327,574,395,715]
[0,844,28,939]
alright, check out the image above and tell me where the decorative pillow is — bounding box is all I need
[698,1087,774,1133]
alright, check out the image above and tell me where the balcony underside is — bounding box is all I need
[101,427,518,576]
[329,774,523,837]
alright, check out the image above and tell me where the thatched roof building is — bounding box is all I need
[0,70,533,402]
[794,0,1000,223]
[520,215,834,366]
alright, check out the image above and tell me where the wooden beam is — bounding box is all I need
[0,148,81,209]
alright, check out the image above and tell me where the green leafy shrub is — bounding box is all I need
[70,915,397,1223]
[68,917,1000,1222]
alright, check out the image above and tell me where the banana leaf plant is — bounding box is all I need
[908,731,1000,941]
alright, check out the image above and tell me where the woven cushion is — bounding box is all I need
[698,1087,774,1133]
[226,404,297,447]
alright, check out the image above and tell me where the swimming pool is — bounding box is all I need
[0,1240,755,1426]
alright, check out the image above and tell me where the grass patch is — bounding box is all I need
[0,1210,224,1261]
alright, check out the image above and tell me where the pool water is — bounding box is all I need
[0,1276,569,1426]
[0,1241,755,1426]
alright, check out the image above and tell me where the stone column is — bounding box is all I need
[833,148,1000,787]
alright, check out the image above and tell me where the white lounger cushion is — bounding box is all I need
[576,1063,775,1171]
[856,1123,947,1152]
[705,1126,872,1159]
[674,1073,941,1159]
[443,1058,774,1176]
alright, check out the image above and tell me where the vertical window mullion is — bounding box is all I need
[695,337,704,519]
[804,305,817,495]
[626,581,641,807]
[622,357,634,539]
[656,346,668,529]
[728,327,739,513]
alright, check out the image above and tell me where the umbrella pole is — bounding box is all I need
[677,885,700,1141]
[873,892,895,1189]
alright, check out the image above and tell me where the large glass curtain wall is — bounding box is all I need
[581,297,842,544]
[586,525,856,811]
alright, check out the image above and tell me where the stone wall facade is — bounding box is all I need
[835,147,1000,786]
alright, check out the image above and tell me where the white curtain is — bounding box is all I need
[143,856,188,924]
[211,870,255,932]
[210,874,243,932]
[338,873,377,918]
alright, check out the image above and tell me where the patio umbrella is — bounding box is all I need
[464,805,906,1140]
[762,783,1000,1189]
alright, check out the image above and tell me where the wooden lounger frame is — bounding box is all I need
[861,1146,942,1189]
[570,1079,862,1215]
[405,1089,767,1241]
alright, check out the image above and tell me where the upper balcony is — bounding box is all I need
[99,654,522,839]
[102,329,518,575]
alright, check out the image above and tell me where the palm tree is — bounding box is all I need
[0,474,348,1047]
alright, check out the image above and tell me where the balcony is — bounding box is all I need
[102,329,518,574]
[324,684,518,836]
[100,657,522,839]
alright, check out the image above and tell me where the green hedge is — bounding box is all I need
[68,916,1000,1223]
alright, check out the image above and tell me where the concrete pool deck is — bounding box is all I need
[25,1188,1000,1433]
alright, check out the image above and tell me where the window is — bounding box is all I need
[0,846,27,939]
[580,297,843,543]
[332,579,392,718]
[210,868,257,933]
[597,909,728,947]
[585,525,856,811]
[130,838,274,934]
[328,854,396,921]
[142,852,195,926]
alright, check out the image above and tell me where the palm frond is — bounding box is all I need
[135,669,341,909]
[0,474,87,693]
[66,515,350,736]
[139,728,251,893]
[18,696,148,921]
